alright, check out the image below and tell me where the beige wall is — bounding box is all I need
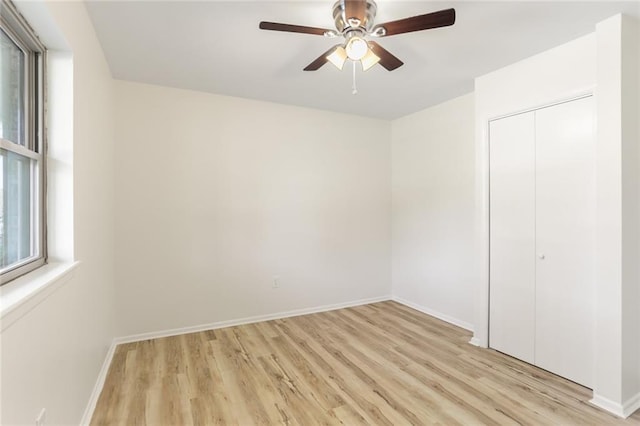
[391,93,476,329]
[593,15,640,415]
[114,81,392,336]
[0,1,116,425]
[620,14,640,408]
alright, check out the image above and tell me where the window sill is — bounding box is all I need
[0,261,80,331]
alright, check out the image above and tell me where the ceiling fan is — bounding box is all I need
[259,0,456,72]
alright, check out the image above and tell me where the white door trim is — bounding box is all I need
[472,89,595,349]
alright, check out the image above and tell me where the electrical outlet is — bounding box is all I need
[272,275,279,289]
[35,408,46,426]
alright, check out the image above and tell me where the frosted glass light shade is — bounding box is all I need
[360,48,380,71]
[327,46,347,70]
[345,37,368,60]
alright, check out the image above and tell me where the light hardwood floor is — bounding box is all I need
[91,301,640,425]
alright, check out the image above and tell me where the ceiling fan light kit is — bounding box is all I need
[259,0,456,87]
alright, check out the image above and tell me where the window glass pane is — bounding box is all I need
[0,28,25,146]
[0,148,34,270]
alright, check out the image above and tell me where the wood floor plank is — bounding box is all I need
[328,308,545,424]
[274,318,404,425]
[295,313,455,425]
[91,301,640,425]
[318,310,510,425]
[214,327,280,424]
[259,334,345,413]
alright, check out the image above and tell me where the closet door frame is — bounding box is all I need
[486,95,596,388]
[472,90,595,349]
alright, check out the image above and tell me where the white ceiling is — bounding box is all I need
[85,1,640,120]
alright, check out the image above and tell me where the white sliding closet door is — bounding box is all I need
[534,96,595,387]
[489,112,536,364]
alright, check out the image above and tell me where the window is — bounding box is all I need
[1,0,46,284]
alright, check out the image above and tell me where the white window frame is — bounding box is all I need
[1,0,47,284]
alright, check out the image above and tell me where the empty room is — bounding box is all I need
[1,0,640,424]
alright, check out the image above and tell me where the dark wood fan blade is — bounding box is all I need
[259,21,331,36]
[304,45,341,71]
[373,8,455,37]
[368,41,403,71]
[345,0,366,24]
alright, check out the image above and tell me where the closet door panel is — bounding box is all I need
[489,112,536,364]
[534,96,595,387]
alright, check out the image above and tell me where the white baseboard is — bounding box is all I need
[590,394,625,418]
[115,295,392,345]
[80,340,117,425]
[468,337,481,347]
[81,295,391,423]
[80,294,640,423]
[590,391,640,418]
[623,392,640,418]
[391,296,475,332]
[83,294,482,423]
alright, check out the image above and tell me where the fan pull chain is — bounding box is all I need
[352,61,358,95]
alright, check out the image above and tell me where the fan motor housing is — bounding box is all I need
[332,0,378,33]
